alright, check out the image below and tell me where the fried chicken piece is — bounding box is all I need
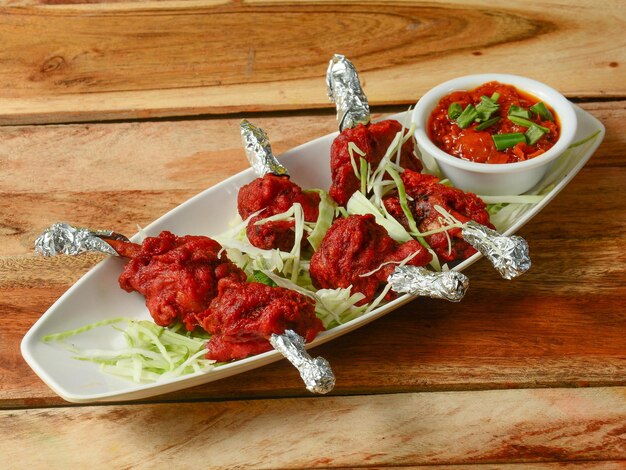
[197,279,324,362]
[383,170,494,263]
[106,231,246,331]
[329,120,422,206]
[237,174,320,251]
[309,214,431,304]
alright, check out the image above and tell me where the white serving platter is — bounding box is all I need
[21,104,604,403]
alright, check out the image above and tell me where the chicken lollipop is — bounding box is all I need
[35,223,334,393]
[237,120,322,251]
[36,224,246,331]
[197,278,324,362]
[326,54,422,205]
[383,169,494,264]
[310,214,468,304]
[383,169,531,278]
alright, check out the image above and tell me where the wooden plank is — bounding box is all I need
[0,1,623,124]
[1,387,625,468]
[0,102,624,406]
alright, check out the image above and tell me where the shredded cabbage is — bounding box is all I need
[43,318,215,383]
[261,270,366,329]
[346,191,413,243]
[306,189,336,251]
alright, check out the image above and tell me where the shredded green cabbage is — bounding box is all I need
[306,189,336,251]
[261,270,366,329]
[43,318,215,383]
[346,191,413,243]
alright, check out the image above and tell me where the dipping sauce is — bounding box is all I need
[427,81,560,164]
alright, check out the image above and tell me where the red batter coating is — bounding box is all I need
[197,279,324,362]
[309,214,431,304]
[383,170,493,263]
[106,231,246,331]
[330,120,422,206]
[237,174,321,251]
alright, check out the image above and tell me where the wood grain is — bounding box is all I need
[1,103,624,407]
[0,0,623,124]
[1,2,624,466]
[1,387,625,468]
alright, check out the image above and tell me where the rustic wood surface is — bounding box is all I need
[0,0,625,468]
[0,0,623,124]
[2,387,626,468]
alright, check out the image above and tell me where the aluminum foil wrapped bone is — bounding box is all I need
[269,330,335,394]
[462,220,531,280]
[34,222,128,257]
[388,265,469,302]
[326,54,370,131]
[240,119,289,178]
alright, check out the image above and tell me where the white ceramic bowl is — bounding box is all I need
[412,74,577,196]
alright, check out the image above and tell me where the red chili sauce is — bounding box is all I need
[427,81,560,164]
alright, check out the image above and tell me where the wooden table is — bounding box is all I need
[1,1,625,467]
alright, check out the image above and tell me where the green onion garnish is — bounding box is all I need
[456,104,478,128]
[525,124,547,145]
[250,270,277,286]
[490,92,500,102]
[475,95,500,121]
[448,102,463,120]
[475,117,500,131]
[508,105,531,119]
[492,133,526,150]
[530,101,554,121]
[508,115,550,132]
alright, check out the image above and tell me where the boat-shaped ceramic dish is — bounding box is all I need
[21,104,604,403]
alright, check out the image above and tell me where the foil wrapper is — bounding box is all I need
[462,220,531,280]
[326,54,370,131]
[269,330,335,394]
[240,119,288,178]
[388,265,469,302]
[34,222,128,257]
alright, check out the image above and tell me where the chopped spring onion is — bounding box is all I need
[475,95,500,121]
[508,105,531,119]
[250,270,277,286]
[525,124,547,145]
[492,132,526,150]
[508,115,549,132]
[448,102,462,120]
[490,92,500,102]
[455,104,478,128]
[530,101,554,121]
[475,117,500,131]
